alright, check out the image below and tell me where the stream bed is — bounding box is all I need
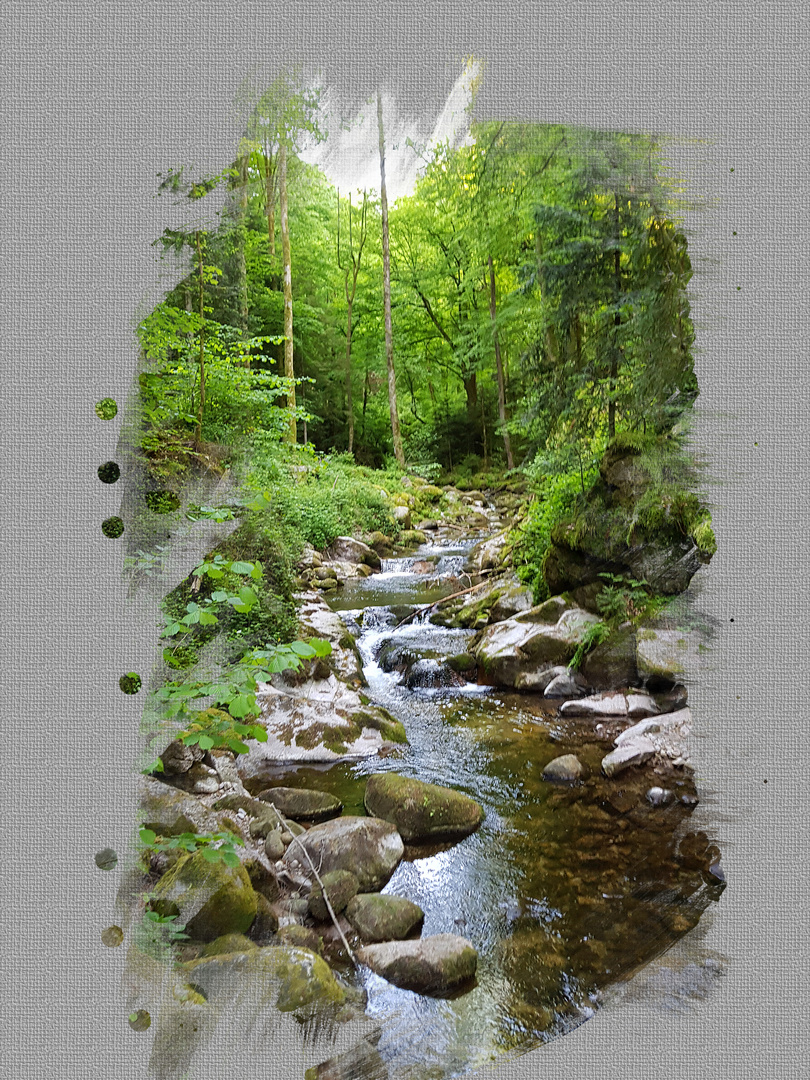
[246,539,724,1077]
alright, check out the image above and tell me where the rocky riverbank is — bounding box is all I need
[123,477,721,1078]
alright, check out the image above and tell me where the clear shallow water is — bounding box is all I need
[248,543,723,1078]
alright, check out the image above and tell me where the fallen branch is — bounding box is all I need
[393,571,494,629]
[267,803,358,969]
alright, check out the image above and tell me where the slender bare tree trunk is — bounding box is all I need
[264,147,277,258]
[195,230,205,444]
[235,153,249,349]
[279,142,296,442]
[488,255,514,469]
[377,91,405,467]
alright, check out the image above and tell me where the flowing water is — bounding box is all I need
[248,539,724,1078]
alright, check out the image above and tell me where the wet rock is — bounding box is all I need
[489,580,535,622]
[182,761,221,794]
[560,692,628,718]
[366,531,394,557]
[205,748,241,786]
[464,532,508,573]
[255,786,343,823]
[542,754,586,783]
[410,559,435,574]
[416,519,439,531]
[580,623,638,690]
[308,869,359,922]
[364,773,484,843]
[445,652,477,676]
[474,606,600,688]
[646,786,675,807]
[404,659,466,690]
[326,536,381,569]
[357,934,477,994]
[601,736,657,777]
[151,851,258,942]
[543,668,587,698]
[344,893,425,943]
[294,593,365,684]
[392,505,412,530]
[397,529,428,547]
[281,816,404,892]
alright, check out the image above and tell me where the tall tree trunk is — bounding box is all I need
[377,90,405,467]
[279,142,296,442]
[609,190,621,440]
[264,149,277,258]
[235,154,249,349]
[195,230,205,444]
[488,255,514,469]
[344,297,355,452]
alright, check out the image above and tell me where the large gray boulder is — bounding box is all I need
[281,816,404,892]
[325,536,381,569]
[636,627,701,685]
[364,773,484,843]
[474,605,600,688]
[357,934,477,994]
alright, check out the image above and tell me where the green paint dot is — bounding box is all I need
[119,672,142,695]
[95,398,118,420]
[102,516,124,539]
[733,231,737,236]
[128,1010,151,1032]
[95,848,118,871]
[729,167,734,172]
[736,286,741,291]
[98,461,121,484]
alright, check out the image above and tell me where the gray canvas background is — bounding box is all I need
[3,1,808,1077]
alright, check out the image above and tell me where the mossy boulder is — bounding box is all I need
[200,933,257,957]
[255,786,343,823]
[181,945,344,1014]
[277,925,325,956]
[579,622,639,690]
[357,934,477,995]
[151,851,258,942]
[281,815,404,892]
[364,773,484,843]
[308,869,359,922]
[345,893,424,943]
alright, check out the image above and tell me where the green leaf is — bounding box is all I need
[211,590,229,602]
[197,735,215,750]
[290,641,316,658]
[227,737,250,755]
[221,850,240,868]
[309,638,333,657]
[200,847,221,863]
[251,726,268,743]
[139,828,158,846]
[230,561,254,576]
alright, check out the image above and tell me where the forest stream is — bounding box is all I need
[240,528,725,1078]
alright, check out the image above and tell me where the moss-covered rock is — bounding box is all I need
[344,893,424,943]
[200,933,257,957]
[255,786,343,823]
[579,622,639,689]
[357,934,477,995]
[277,925,325,956]
[308,869,359,922]
[181,944,344,1014]
[364,773,484,843]
[473,605,600,688]
[151,851,258,942]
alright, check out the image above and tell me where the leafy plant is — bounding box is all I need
[569,621,610,671]
[139,828,244,868]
